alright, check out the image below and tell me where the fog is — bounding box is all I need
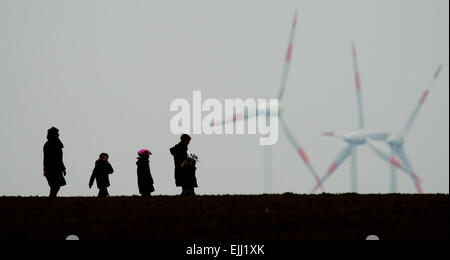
[0,0,448,196]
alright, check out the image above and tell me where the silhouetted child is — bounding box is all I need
[180,153,199,196]
[89,153,114,197]
[136,149,155,196]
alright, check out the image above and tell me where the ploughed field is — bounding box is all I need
[0,194,447,240]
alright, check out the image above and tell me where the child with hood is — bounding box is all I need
[89,153,114,197]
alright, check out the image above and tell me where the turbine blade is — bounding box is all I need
[393,145,423,194]
[210,112,245,127]
[322,131,344,138]
[352,41,365,129]
[393,145,413,172]
[279,116,324,191]
[312,145,353,192]
[367,139,423,193]
[401,64,444,136]
[277,10,299,101]
[367,139,404,169]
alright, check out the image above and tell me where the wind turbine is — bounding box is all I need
[312,41,422,193]
[212,11,324,193]
[368,64,444,193]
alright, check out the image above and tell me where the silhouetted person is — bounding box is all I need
[136,149,155,196]
[180,153,199,196]
[170,134,191,195]
[43,127,66,198]
[89,153,114,197]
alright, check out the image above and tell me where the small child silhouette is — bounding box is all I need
[89,153,114,197]
[180,153,199,196]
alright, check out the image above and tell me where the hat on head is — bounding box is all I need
[180,134,191,141]
[138,149,152,156]
[48,127,59,134]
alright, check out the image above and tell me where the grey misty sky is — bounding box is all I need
[0,0,448,196]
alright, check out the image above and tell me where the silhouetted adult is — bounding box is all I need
[170,134,191,194]
[136,149,155,196]
[89,153,114,197]
[43,127,66,198]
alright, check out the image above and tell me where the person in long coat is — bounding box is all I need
[136,149,155,196]
[170,134,191,194]
[89,153,114,197]
[43,127,66,198]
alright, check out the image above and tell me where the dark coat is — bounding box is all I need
[89,159,114,189]
[43,138,66,187]
[181,162,198,189]
[136,157,155,194]
[170,142,188,187]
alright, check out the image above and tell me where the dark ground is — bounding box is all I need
[0,194,447,240]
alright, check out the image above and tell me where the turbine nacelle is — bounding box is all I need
[386,133,404,146]
[343,130,368,145]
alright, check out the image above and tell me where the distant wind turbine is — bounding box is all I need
[212,11,324,193]
[313,41,421,193]
[368,64,444,193]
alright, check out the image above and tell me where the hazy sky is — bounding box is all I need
[0,0,448,196]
